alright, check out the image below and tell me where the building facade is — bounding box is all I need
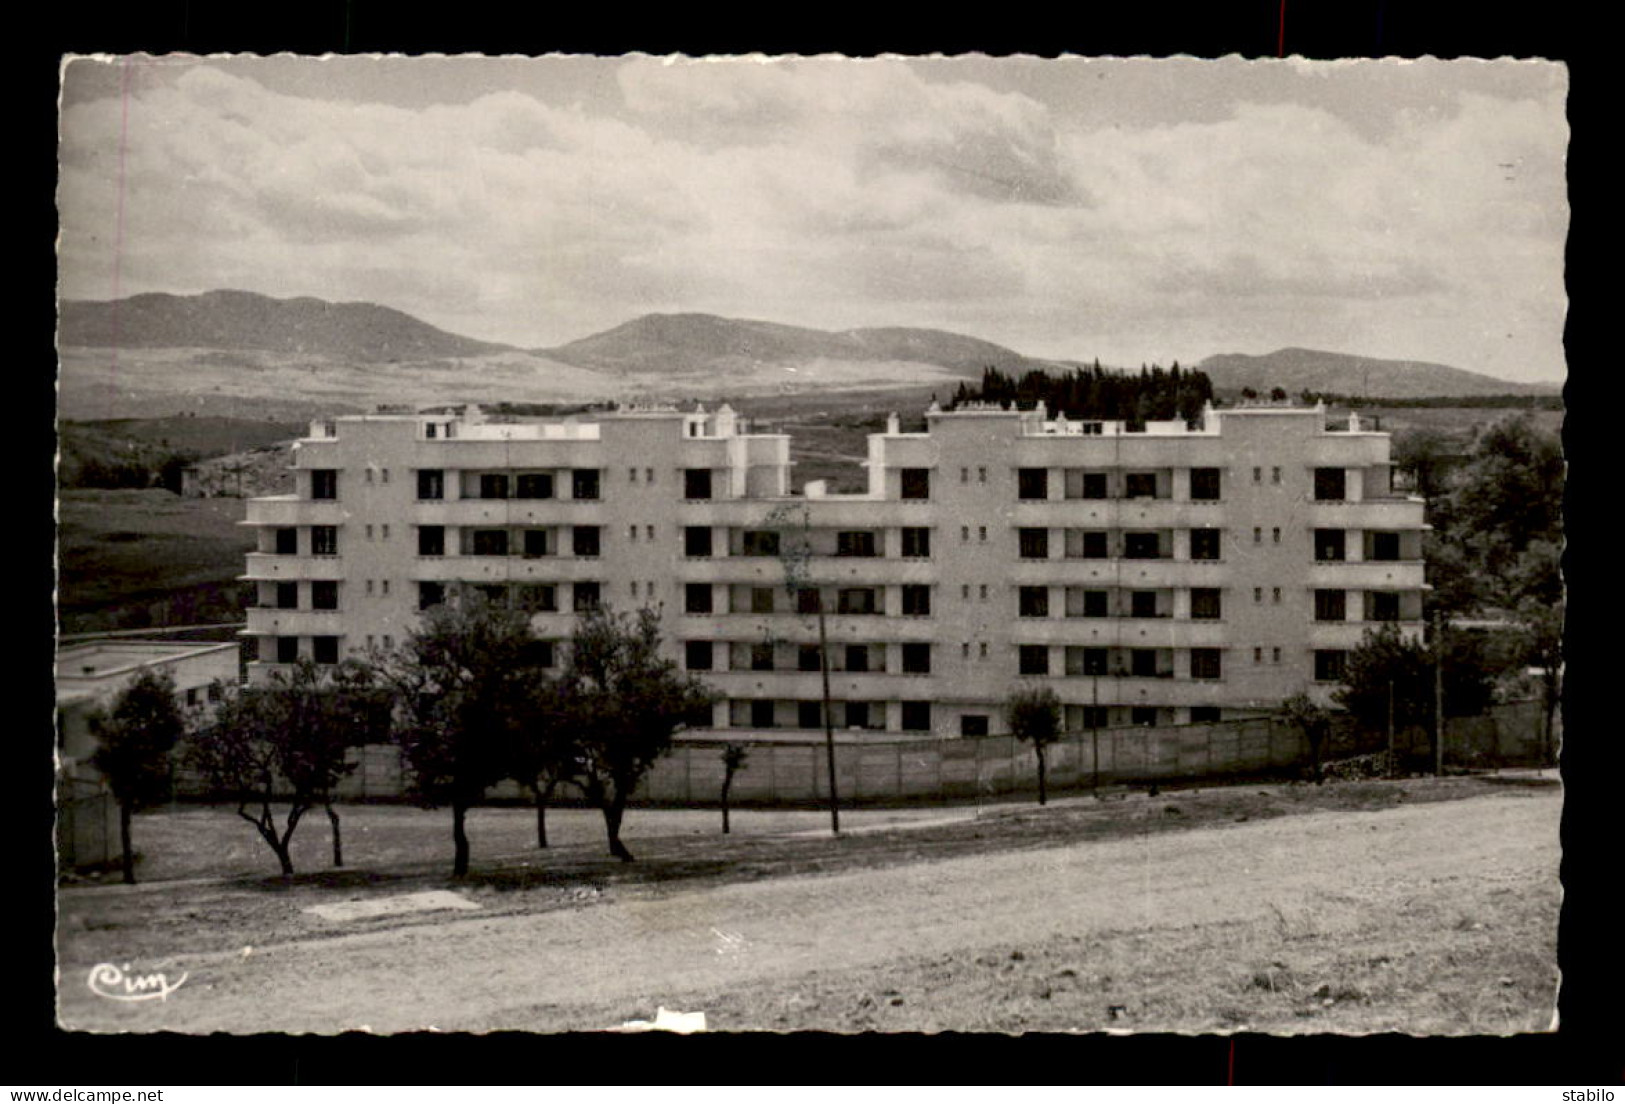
[55,640,240,780]
[240,401,1427,738]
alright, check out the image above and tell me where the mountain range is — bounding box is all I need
[57,290,1558,416]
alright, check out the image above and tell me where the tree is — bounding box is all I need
[504,649,571,850]
[188,659,388,876]
[375,588,545,877]
[555,605,716,861]
[1005,684,1062,805]
[720,743,750,834]
[88,668,187,884]
[1278,692,1333,784]
[1391,427,1457,502]
[1333,623,1497,755]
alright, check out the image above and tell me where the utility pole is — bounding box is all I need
[1091,676,1101,794]
[1386,679,1395,778]
[1433,612,1446,777]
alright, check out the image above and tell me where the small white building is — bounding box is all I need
[55,640,240,781]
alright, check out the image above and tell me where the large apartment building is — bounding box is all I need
[240,399,1427,738]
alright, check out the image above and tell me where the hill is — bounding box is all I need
[59,290,515,361]
[1198,348,1557,400]
[543,312,1054,380]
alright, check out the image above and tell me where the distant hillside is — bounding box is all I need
[59,290,515,361]
[544,313,1053,379]
[1198,348,1558,400]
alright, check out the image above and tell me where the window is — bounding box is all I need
[1255,647,1264,664]
[961,714,989,737]
[312,526,338,556]
[276,582,298,609]
[476,584,508,608]
[529,641,556,669]
[844,645,869,673]
[978,526,987,542]
[1124,472,1158,499]
[1369,531,1402,561]
[573,526,601,557]
[629,468,638,483]
[1190,648,1222,680]
[1272,467,1282,485]
[1131,707,1159,727]
[751,643,776,671]
[685,584,713,614]
[366,580,374,597]
[1314,589,1347,621]
[836,531,877,557]
[742,530,780,557]
[1123,532,1161,560]
[1273,587,1281,604]
[1066,588,1109,618]
[313,636,339,665]
[796,588,823,614]
[681,526,713,558]
[902,643,931,674]
[684,469,712,500]
[838,588,878,614]
[1255,588,1263,603]
[276,636,299,663]
[516,472,554,499]
[1191,588,1222,621]
[275,528,297,554]
[523,529,550,558]
[1065,470,1108,499]
[798,645,822,672]
[751,700,776,729]
[1018,586,1049,618]
[901,701,931,732]
[1130,649,1158,677]
[1067,530,1109,559]
[1368,592,1401,622]
[1018,528,1049,560]
[1190,528,1221,561]
[901,527,931,558]
[1272,647,1281,664]
[629,526,639,542]
[901,585,931,616]
[1314,529,1346,561]
[978,467,987,484]
[418,581,445,610]
[311,469,337,500]
[1076,705,1109,729]
[646,469,654,484]
[961,468,969,484]
[417,469,444,500]
[479,473,509,500]
[1314,467,1346,501]
[1191,706,1221,724]
[312,581,338,610]
[517,584,557,613]
[571,469,600,500]
[382,580,390,596]
[207,684,222,703]
[472,529,509,557]
[1253,467,1263,484]
[1254,527,1263,544]
[1190,468,1221,501]
[1272,528,1281,544]
[901,468,930,500]
[1130,590,1159,619]
[366,524,375,541]
[799,701,824,729]
[1314,649,1348,682]
[573,582,601,613]
[844,702,871,730]
[750,587,776,614]
[1017,468,1048,500]
[1019,645,1049,676]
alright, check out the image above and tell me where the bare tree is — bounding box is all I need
[720,743,750,834]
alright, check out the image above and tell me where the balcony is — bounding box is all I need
[242,553,344,581]
[242,499,347,527]
[1306,561,1427,590]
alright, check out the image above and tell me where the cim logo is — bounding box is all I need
[87,962,188,1003]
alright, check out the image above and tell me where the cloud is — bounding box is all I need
[55,57,1566,381]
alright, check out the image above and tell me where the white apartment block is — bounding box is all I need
[240,400,1427,738]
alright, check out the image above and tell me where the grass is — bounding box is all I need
[56,488,254,631]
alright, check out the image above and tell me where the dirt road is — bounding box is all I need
[58,786,1558,1034]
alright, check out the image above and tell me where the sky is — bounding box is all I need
[56,54,1569,383]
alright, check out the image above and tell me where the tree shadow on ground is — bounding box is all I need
[234,869,409,891]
